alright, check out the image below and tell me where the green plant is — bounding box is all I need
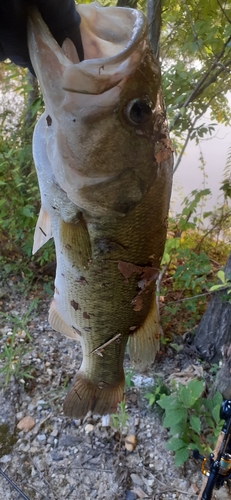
[210,270,231,296]
[144,377,170,407]
[0,300,38,386]
[157,378,223,467]
[111,400,129,431]
[124,369,135,389]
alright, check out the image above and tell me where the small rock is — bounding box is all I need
[131,474,144,486]
[16,411,24,421]
[125,491,137,500]
[0,455,11,463]
[101,415,110,427]
[30,446,38,453]
[59,435,79,447]
[146,486,153,495]
[50,428,59,437]
[85,423,94,434]
[28,403,36,412]
[47,436,55,445]
[17,416,35,432]
[73,419,82,427]
[36,433,46,443]
[154,460,163,471]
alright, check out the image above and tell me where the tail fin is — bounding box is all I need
[129,297,160,368]
[63,373,124,418]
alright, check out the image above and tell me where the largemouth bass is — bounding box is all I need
[28,3,173,418]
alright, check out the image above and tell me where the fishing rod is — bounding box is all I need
[0,466,30,500]
[193,399,231,500]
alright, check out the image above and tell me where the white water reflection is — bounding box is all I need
[171,98,231,219]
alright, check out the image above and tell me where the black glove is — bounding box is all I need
[0,0,83,72]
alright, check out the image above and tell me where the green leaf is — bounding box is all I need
[211,391,223,408]
[21,206,35,218]
[163,407,187,427]
[168,423,184,436]
[157,394,176,410]
[212,405,221,424]
[217,270,225,283]
[166,437,186,452]
[180,379,204,408]
[210,284,224,292]
[190,415,201,434]
[174,448,189,467]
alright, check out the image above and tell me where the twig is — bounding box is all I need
[71,465,112,472]
[217,0,231,24]
[165,292,211,304]
[173,119,196,174]
[92,333,121,356]
[194,209,231,250]
[39,412,53,427]
[29,452,57,500]
[160,487,197,496]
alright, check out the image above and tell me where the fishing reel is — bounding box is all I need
[193,400,231,499]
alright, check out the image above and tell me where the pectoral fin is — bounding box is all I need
[32,207,52,255]
[49,300,80,341]
[129,297,160,368]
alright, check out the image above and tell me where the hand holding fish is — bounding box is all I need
[0,0,83,72]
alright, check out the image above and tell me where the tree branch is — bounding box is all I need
[147,0,162,59]
[170,35,231,130]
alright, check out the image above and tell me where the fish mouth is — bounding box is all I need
[28,4,158,216]
[28,2,148,98]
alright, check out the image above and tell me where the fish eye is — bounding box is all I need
[125,98,153,125]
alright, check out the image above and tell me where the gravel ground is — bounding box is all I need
[0,279,230,500]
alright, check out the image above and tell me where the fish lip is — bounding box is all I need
[62,6,148,95]
[28,4,148,96]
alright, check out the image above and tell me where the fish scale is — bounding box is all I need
[29,2,173,417]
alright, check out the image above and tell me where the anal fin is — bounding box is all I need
[63,372,124,418]
[32,206,52,254]
[49,300,80,341]
[129,297,160,368]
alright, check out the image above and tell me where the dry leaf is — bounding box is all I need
[191,483,199,493]
[17,416,35,432]
[125,434,137,452]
